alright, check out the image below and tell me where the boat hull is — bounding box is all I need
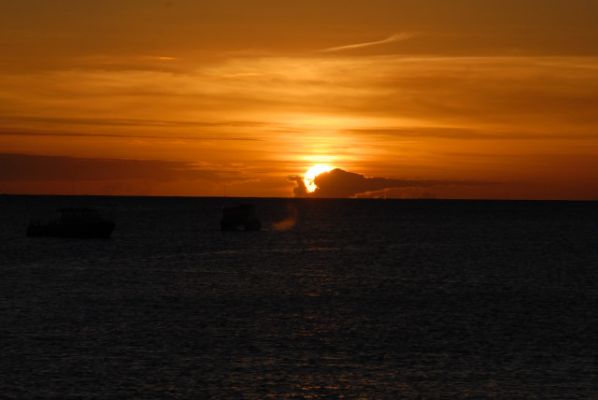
[220,204,261,231]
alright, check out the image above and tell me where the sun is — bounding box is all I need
[304,164,333,193]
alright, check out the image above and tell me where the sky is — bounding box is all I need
[1,0,598,199]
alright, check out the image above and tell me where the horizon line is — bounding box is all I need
[0,193,596,202]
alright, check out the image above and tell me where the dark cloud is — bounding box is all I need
[313,169,435,198]
[0,153,234,183]
[291,168,488,198]
[288,176,308,197]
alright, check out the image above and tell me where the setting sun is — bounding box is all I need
[304,164,334,193]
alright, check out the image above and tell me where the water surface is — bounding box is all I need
[1,196,597,398]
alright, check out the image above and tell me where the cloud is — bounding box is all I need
[320,33,416,53]
[313,168,436,197]
[288,175,308,197]
[0,115,272,129]
[345,127,598,141]
[0,153,234,183]
[291,168,487,198]
[0,127,262,142]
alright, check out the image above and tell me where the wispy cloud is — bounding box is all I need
[0,128,263,142]
[346,127,598,141]
[321,33,416,53]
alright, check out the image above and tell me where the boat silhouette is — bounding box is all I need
[220,204,261,231]
[27,208,115,239]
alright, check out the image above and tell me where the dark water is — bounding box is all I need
[1,196,597,399]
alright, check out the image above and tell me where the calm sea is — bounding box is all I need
[1,196,597,399]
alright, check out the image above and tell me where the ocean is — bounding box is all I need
[1,196,597,399]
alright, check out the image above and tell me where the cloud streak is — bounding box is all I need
[346,127,598,141]
[0,153,235,182]
[320,33,416,53]
[0,116,268,129]
[0,128,262,142]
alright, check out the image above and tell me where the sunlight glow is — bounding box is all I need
[304,164,333,192]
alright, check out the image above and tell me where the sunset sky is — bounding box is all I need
[1,0,598,199]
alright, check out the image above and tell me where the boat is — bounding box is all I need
[220,204,261,231]
[27,208,115,238]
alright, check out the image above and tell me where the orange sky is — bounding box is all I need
[1,0,597,199]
